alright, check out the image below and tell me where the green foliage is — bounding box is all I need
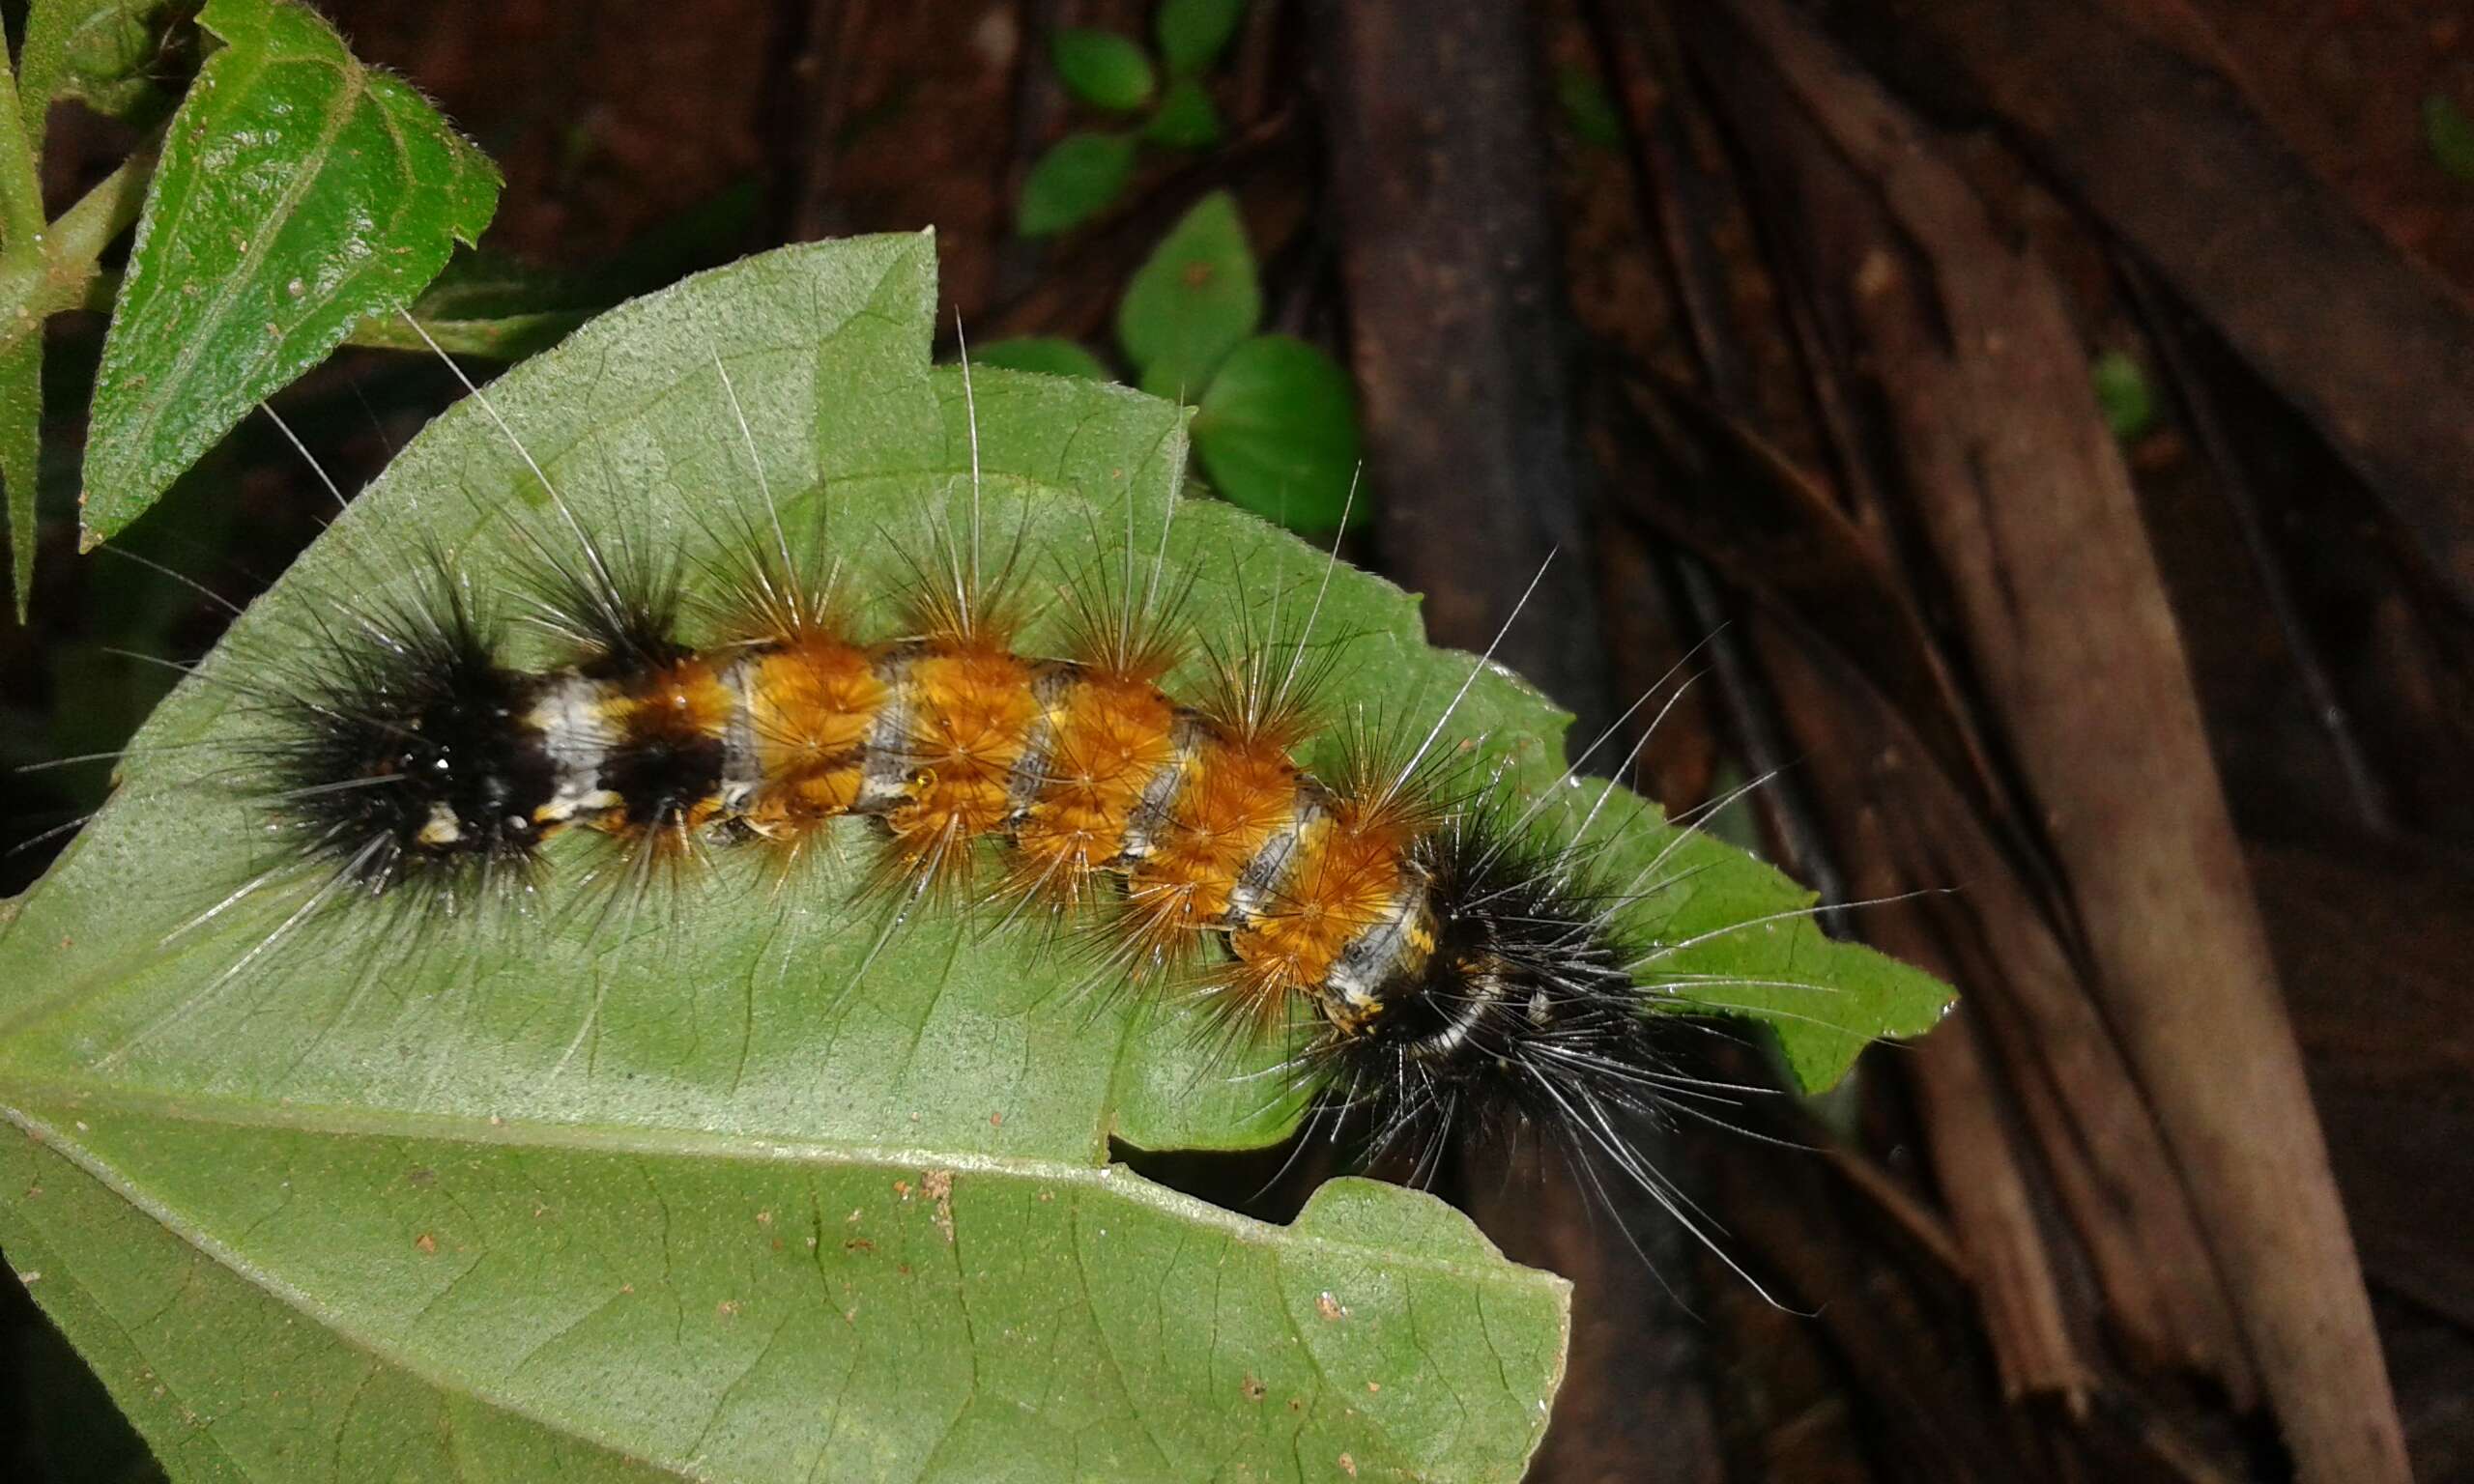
[2427,92,2474,184]
[1019,129,1137,237]
[970,333,1112,381]
[1051,27,1157,114]
[1016,2,1244,242]
[1107,192,1363,535]
[1193,332,1364,532]
[1143,74,1224,149]
[2090,348,2158,442]
[1157,0,1248,77]
[0,235,1949,1480]
[0,329,35,614]
[1117,189,1259,396]
[0,0,497,615]
[15,0,187,149]
[81,0,500,545]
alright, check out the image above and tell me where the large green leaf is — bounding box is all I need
[80,0,500,547]
[4,234,1594,1482]
[1,233,1946,1479]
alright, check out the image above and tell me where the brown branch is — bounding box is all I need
[1854,0,2474,614]
[2117,257,2399,835]
[1593,0,2251,1415]
[1305,0,1607,724]
[1908,1006,2094,1407]
[1695,4,2408,1479]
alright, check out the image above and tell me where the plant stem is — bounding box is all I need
[0,144,157,355]
[337,308,588,359]
[71,270,583,360]
[0,56,46,256]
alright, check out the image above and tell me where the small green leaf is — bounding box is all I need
[1116,189,1259,397]
[1192,333,1364,533]
[1051,27,1156,113]
[1557,67,1625,150]
[1157,0,1247,77]
[968,334,1111,382]
[81,0,503,548]
[2428,92,2474,184]
[16,1,187,151]
[2090,348,2156,441]
[1,334,40,618]
[1143,75,1224,150]
[1019,130,1136,237]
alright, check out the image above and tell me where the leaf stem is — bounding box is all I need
[336,308,589,359]
[0,143,158,355]
[72,268,582,360]
[0,55,45,256]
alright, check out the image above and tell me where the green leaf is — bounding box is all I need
[0,235,1601,1481]
[1157,0,1247,77]
[1142,75,1224,150]
[0,49,42,617]
[2428,92,2474,184]
[1018,130,1136,238]
[967,334,1112,381]
[1556,67,1625,150]
[1190,333,1363,533]
[1115,189,1258,397]
[16,1,188,151]
[1050,28,1156,114]
[2090,348,2156,441]
[80,0,503,548]
[4,236,1949,1477]
[356,182,767,362]
[0,333,39,619]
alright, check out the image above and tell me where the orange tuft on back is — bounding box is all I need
[743,635,887,839]
[1120,729,1301,964]
[881,639,1042,887]
[1217,800,1420,1026]
[1010,669,1179,909]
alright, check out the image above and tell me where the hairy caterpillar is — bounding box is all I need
[13,239,1947,1289]
[245,367,1740,1234]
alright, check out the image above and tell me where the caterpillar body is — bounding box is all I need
[265,473,1678,1176]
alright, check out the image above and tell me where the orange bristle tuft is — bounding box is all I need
[741,633,888,847]
[877,639,1042,896]
[1005,668,1181,913]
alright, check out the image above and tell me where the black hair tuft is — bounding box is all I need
[256,580,557,902]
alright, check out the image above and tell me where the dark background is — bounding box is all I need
[5,2,2472,1480]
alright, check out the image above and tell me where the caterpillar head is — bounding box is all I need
[1310,802,1701,1174]
[263,589,555,895]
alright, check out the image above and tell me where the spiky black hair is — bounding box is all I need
[256,582,556,902]
[1305,796,1726,1195]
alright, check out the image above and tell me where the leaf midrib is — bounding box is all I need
[0,1077,1542,1281]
